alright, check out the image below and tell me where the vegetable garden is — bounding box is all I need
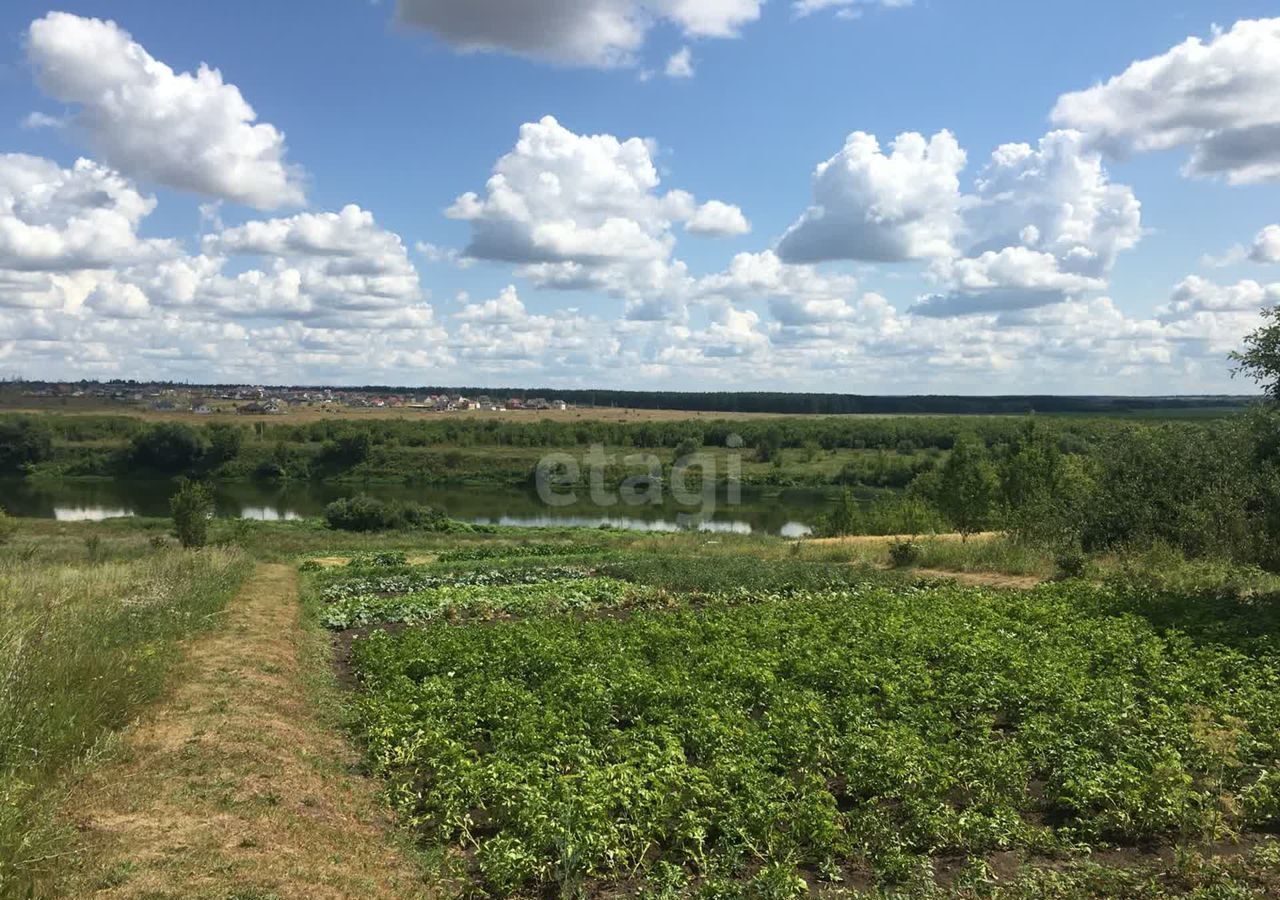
[307,545,1280,897]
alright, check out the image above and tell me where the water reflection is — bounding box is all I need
[53,506,133,522]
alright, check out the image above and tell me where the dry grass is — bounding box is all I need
[59,564,432,899]
[0,401,818,426]
[808,531,1003,546]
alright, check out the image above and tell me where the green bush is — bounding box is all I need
[130,423,204,473]
[0,417,53,473]
[169,480,214,549]
[1055,548,1088,579]
[888,539,922,567]
[322,494,448,532]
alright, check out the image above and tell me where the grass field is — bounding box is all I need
[0,533,250,896]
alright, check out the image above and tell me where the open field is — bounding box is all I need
[1,400,844,426]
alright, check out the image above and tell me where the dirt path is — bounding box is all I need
[61,563,431,899]
[909,568,1043,590]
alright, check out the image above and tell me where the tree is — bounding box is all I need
[170,479,214,549]
[819,490,863,537]
[321,429,372,466]
[937,434,998,540]
[205,423,244,464]
[0,417,53,473]
[1232,305,1280,403]
[130,423,204,473]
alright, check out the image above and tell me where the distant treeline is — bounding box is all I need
[4,381,1254,416]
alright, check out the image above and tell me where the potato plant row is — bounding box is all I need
[322,569,1280,896]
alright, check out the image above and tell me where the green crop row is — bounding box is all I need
[321,576,657,629]
[341,578,1280,896]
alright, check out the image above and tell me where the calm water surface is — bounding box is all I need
[0,479,844,537]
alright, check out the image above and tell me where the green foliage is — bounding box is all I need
[887,538,922,567]
[0,417,53,473]
[169,479,214,549]
[204,422,244,464]
[322,494,448,532]
[436,542,590,562]
[815,489,861,536]
[129,423,204,473]
[1054,548,1088,580]
[328,565,1280,894]
[1078,423,1257,560]
[0,545,249,895]
[323,575,649,629]
[999,420,1092,548]
[346,550,408,568]
[321,429,373,466]
[937,434,998,539]
[1231,303,1280,403]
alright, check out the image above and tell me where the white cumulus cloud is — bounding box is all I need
[26,12,304,208]
[0,154,174,272]
[776,130,966,263]
[1051,18,1280,184]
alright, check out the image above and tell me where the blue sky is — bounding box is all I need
[0,1,1278,392]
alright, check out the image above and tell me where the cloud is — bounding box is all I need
[910,130,1140,318]
[969,130,1141,278]
[792,0,913,19]
[394,0,762,68]
[776,130,966,263]
[1051,18,1280,184]
[26,12,304,208]
[0,154,174,272]
[1157,275,1280,321]
[451,284,607,367]
[448,116,742,317]
[664,46,695,78]
[686,200,750,236]
[1251,225,1280,263]
[196,205,424,318]
[697,249,861,325]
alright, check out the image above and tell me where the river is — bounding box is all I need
[0,479,847,537]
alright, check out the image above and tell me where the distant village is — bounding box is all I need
[7,381,572,415]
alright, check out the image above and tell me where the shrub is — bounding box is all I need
[1054,548,1088,580]
[170,479,214,548]
[130,423,204,473]
[322,494,448,532]
[0,417,53,473]
[205,423,244,464]
[888,539,922,568]
[347,550,408,568]
[0,507,15,545]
